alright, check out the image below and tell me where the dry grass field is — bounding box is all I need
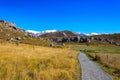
[88,53,120,69]
[0,42,80,80]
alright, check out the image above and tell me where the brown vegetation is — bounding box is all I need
[88,53,120,69]
[0,23,52,47]
[0,42,80,80]
[94,33,120,44]
[87,53,120,80]
[40,30,77,38]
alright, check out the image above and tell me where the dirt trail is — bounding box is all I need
[78,52,112,80]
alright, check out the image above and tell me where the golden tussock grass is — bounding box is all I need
[88,53,120,80]
[0,42,80,80]
[88,53,120,69]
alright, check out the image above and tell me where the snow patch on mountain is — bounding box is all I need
[41,30,57,33]
[91,32,99,35]
[26,29,101,37]
[26,30,40,34]
[77,32,99,36]
[26,29,58,34]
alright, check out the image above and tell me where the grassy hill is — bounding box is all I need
[40,30,78,38]
[0,20,51,46]
[93,33,120,44]
[0,20,81,80]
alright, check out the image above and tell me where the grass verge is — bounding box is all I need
[70,44,120,80]
[86,53,120,80]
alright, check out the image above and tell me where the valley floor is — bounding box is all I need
[1,41,120,80]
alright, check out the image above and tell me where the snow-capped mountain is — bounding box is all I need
[26,30,58,37]
[41,30,57,33]
[26,30,40,34]
[91,32,99,35]
[77,32,99,36]
[26,30,79,37]
[26,30,57,34]
[26,29,108,37]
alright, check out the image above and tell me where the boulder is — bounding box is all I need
[6,34,10,36]
[0,20,6,24]
[7,38,16,41]
[0,29,3,32]
[62,43,65,46]
[16,37,22,40]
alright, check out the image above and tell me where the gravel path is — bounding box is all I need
[78,52,112,80]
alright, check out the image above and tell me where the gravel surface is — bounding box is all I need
[78,52,113,80]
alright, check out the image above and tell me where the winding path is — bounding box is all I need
[78,52,112,80]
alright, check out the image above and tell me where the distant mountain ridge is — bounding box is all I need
[39,30,79,38]
[26,30,79,38]
[93,33,120,45]
[0,20,119,46]
[26,29,120,46]
[26,30,101,37]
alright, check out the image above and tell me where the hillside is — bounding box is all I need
[0,20,26,40]
[0,20,119,46]
[40,30,78,38]
[39,30,120,46]
[0,20,51,46]
[93,33,120,45]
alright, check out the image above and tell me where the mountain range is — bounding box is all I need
[26,29,100,37]
[0,20,120,46]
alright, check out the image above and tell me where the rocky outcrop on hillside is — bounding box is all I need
[0,20,28,42]
[0,20,119,46]
[39,30,78,38]
[41,31,120,46]
[0,20,25,32]
[0,20,51,46]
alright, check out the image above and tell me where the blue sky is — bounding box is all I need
[0,0,120,33]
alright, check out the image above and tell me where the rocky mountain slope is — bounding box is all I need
[0,20,119,46]
[0,20,51,46]
[38,30,120,46]
[0,20,26,40]
[39,30,79,38]
[93,34,120,45]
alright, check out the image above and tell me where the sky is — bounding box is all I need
[0,0,120,34]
